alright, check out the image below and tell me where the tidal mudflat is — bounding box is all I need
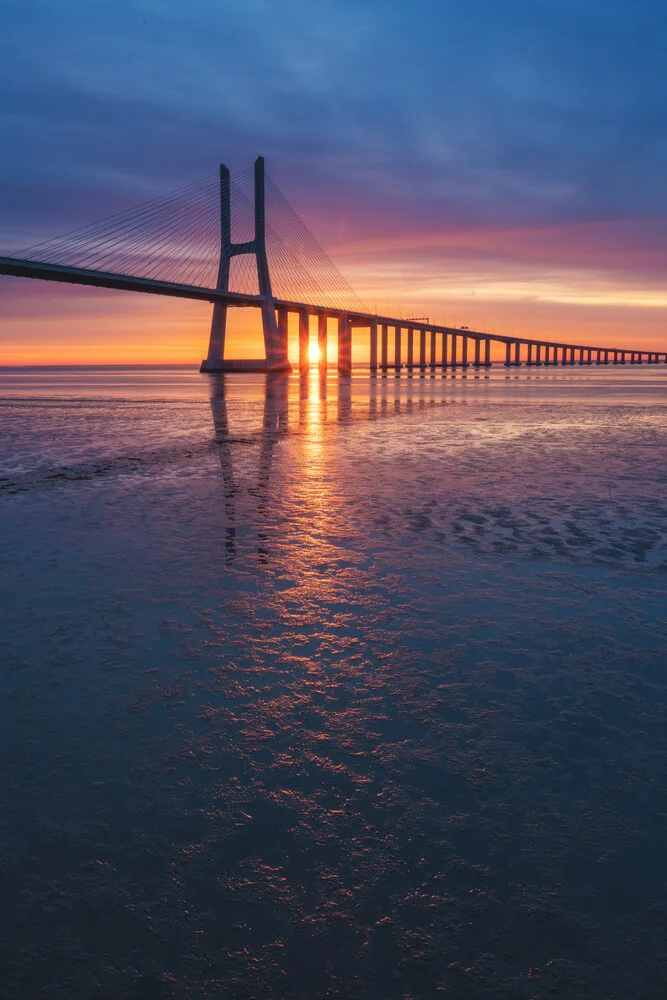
[1,365,666,999]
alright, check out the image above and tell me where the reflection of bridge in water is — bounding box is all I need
[2,157,664,370]
[210,372,467,563]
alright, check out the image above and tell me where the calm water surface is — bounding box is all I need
[1,366,667,999]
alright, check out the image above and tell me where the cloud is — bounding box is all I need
[3,0,667,226]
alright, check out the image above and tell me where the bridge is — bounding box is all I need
[1,157,665,372]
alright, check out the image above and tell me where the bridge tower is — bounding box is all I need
[201,157,291,373]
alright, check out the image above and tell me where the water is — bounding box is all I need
[1,365,666,999]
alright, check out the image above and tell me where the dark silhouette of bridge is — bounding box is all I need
[1,157,665,371]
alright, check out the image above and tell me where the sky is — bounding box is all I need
[1,0,667,363]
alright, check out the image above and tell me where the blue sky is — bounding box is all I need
[3,0,667,228]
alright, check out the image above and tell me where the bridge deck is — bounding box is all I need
[1,255,664,363]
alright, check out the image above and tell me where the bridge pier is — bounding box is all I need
[381,324,388,370]
[430,330,437,371]
[514,342,521,366]
[485,339,491,367]
[370,318,378,372]
[318,314,328,368]
[338,315,351,372]
[461,336,469,368]
[474,338,481,368]
[298,308,309,371]
[206,301,228,368]
[407,327,414,370]
[419,330,426,370]
[277,306,289,364]
[394,325,402,371]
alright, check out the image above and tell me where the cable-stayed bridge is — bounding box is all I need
[1,157,665,371]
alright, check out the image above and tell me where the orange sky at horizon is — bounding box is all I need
[1,285,665,367]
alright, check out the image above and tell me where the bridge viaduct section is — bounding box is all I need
[360,321,667,370]
[260,305,667,372]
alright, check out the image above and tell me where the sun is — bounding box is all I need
[308,340,321,363]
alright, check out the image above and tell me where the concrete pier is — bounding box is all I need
[298,309,309,371]
[338,315,351,373]
[369,318,378,372]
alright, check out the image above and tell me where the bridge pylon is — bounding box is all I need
[201,157,291,373]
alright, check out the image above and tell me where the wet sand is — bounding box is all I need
[1,366,666,998]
